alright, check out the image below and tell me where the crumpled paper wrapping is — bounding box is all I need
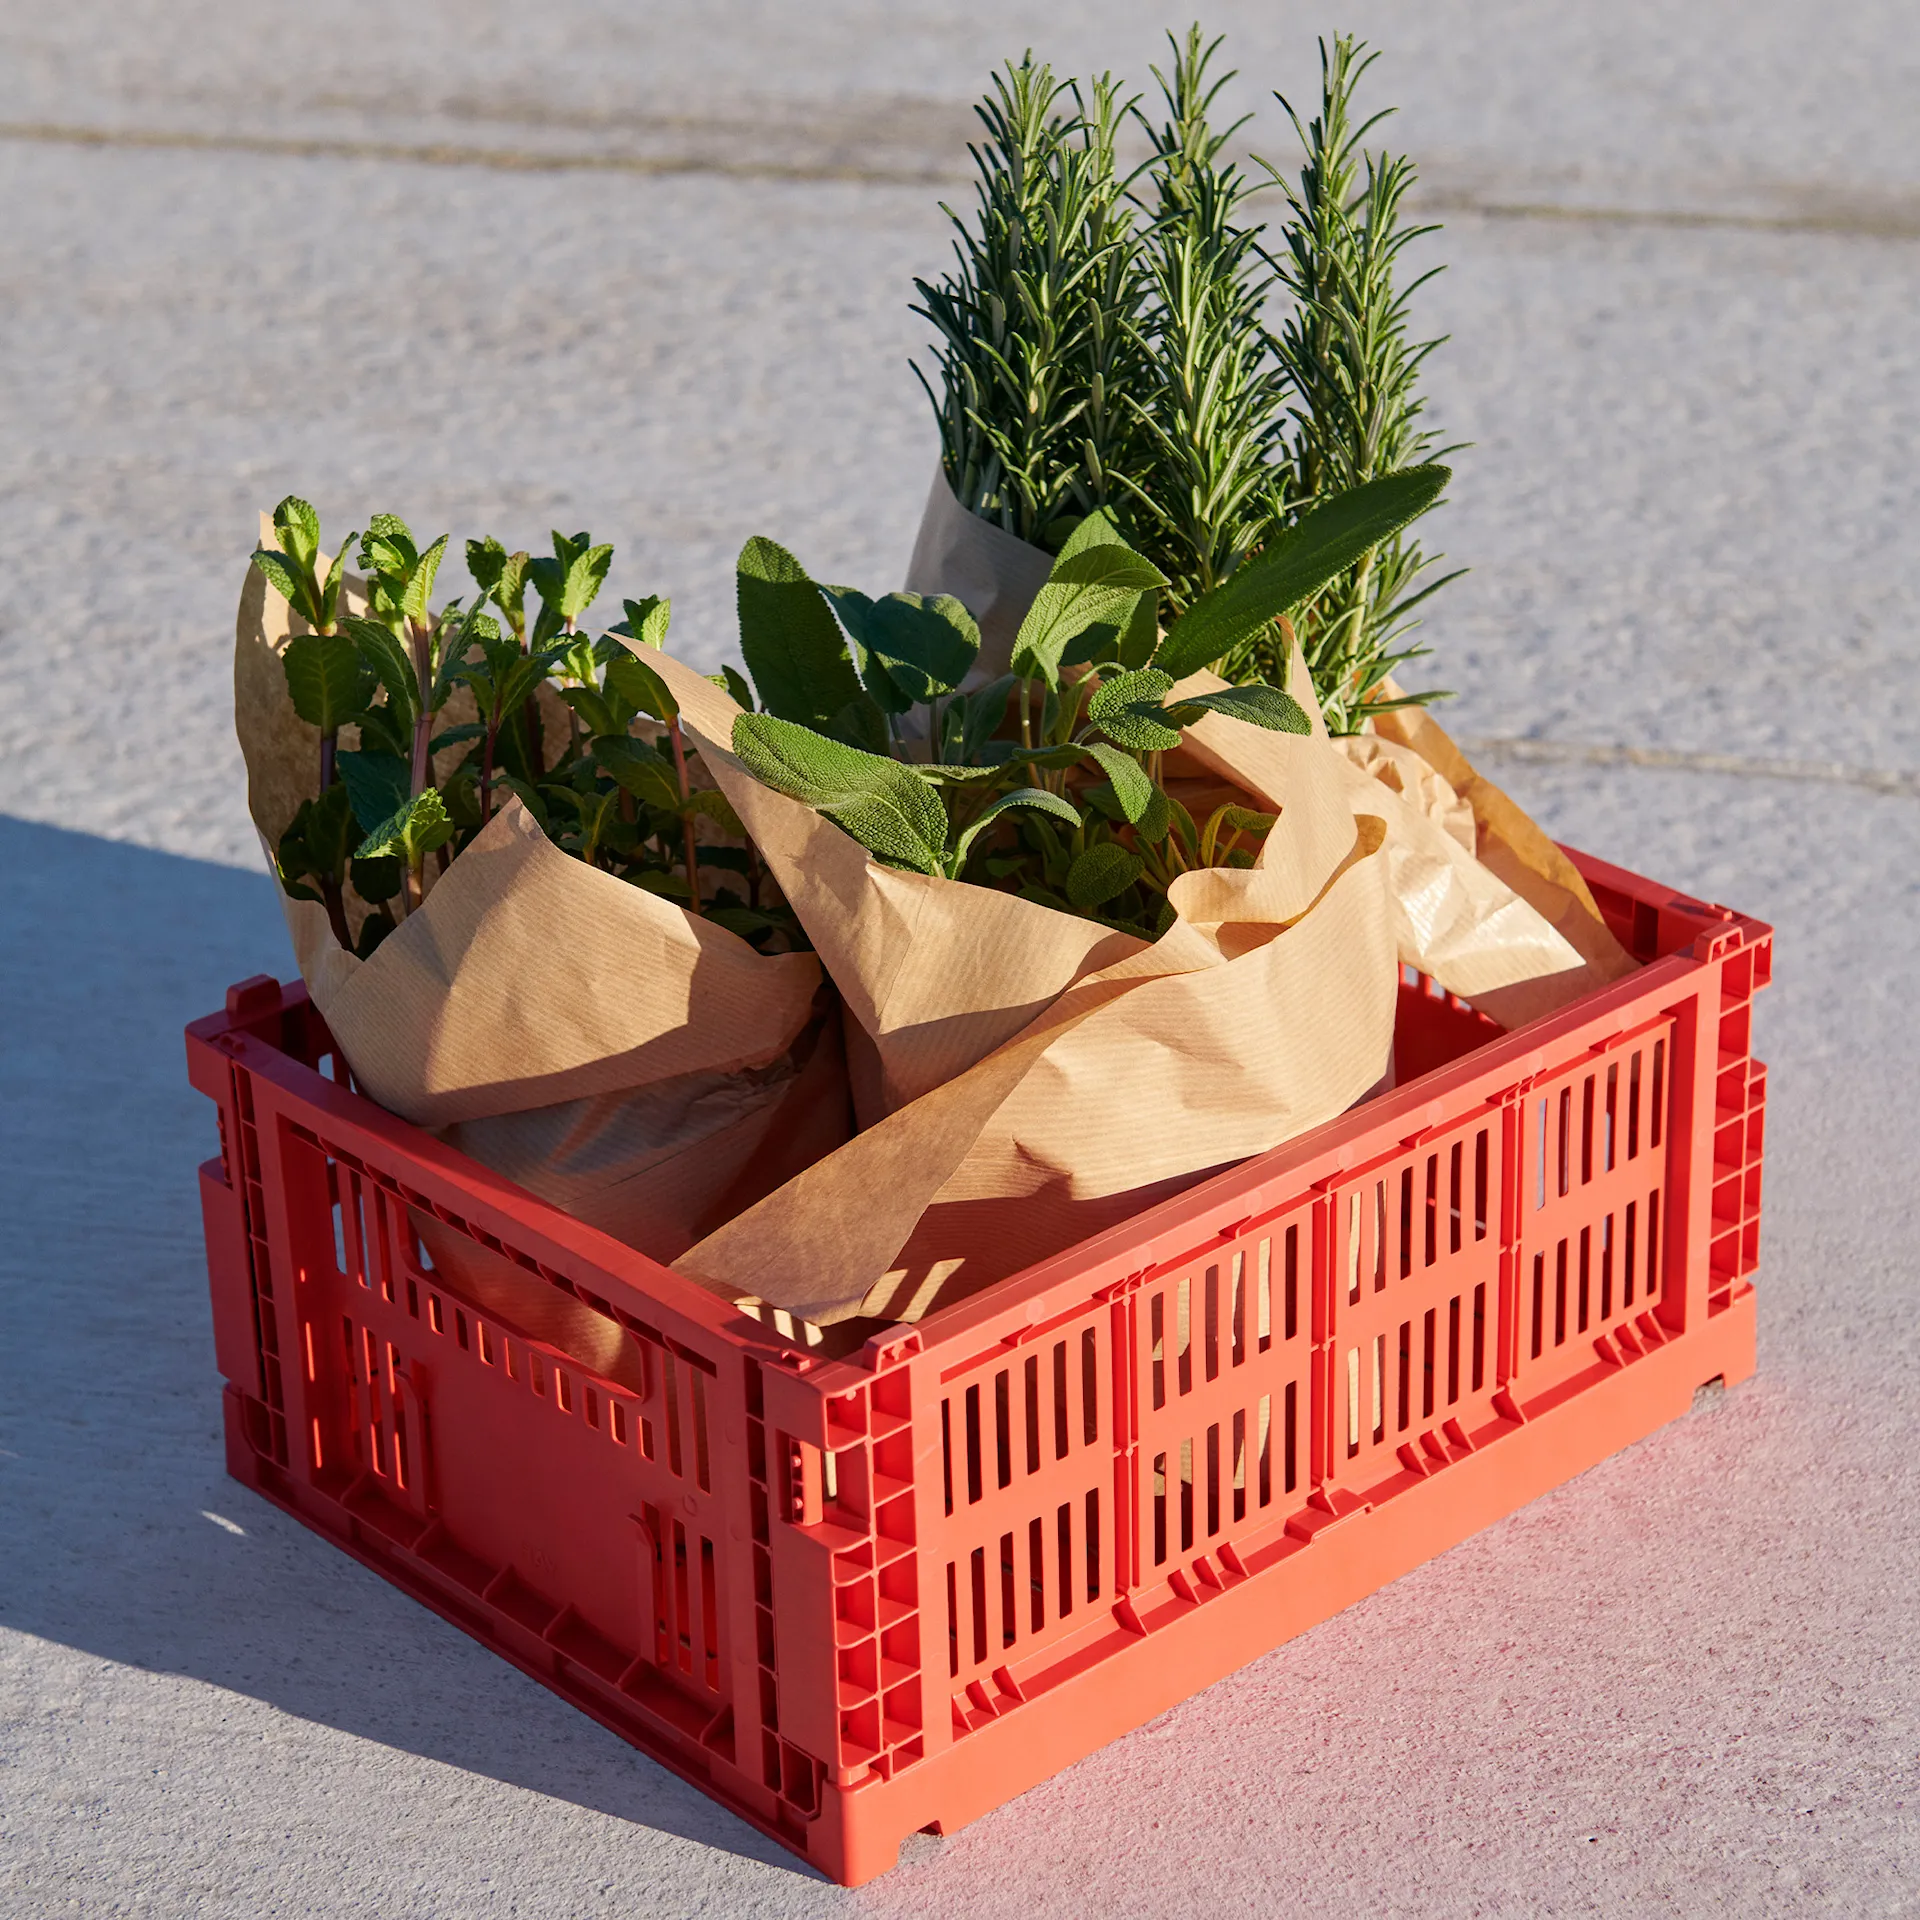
[646,650,1406,1327]
[904,461,1626,1024]
[235,541,848,1360]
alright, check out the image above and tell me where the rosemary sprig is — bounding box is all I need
[1237,34,1464,729]
[1118,28,1292,615]
[913,59,1145,549]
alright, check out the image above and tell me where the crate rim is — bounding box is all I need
[187,842,1771,1399]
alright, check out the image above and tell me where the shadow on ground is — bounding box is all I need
[0,814,813,1878]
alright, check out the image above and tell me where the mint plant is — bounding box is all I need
[254,509,786,953]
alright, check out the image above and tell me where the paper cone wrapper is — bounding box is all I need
[236,538,845,1373]
[640,650,1400,1328]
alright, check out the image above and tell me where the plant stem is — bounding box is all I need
[669,719,702,916]
[319,877,352,951]
[408,623,433,799]
[479,724,496,828]
[319,731,337,794]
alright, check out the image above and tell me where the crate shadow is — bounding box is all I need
[0,815,818,1880]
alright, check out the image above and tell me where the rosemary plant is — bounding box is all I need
[1235,34,1463,728]
[913,60,1146,549]
[1119,28,1292,615]
[913,27,1461,730]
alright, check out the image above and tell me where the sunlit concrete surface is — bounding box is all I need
[2,4,1915,1913]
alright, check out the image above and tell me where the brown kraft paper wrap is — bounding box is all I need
[903,465,1613,1025]
[642,649,1400,1329]
[236,540,849,1369]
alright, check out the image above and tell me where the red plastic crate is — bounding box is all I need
[186,846,1769,1885]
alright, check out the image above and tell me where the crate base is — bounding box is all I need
[224,1284,1754,1885]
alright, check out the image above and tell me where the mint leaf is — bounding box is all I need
[336,749,411,834]
[355,787,454,866]
[283,632,374,734]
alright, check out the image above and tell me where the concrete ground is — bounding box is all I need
[1,3,1915,1914]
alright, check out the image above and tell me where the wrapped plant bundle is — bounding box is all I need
[234,514,852,1336]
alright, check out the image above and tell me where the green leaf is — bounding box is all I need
[1066,842,1146,913]
[1134,782,1173,845]
[735,536,868,732]
[716,663,755,711]
[282,632,371,735]
[467,537,508,594]
[343,617,418,730]
[961,676,1016,763]
[559,685,622,739]
[1087,668,1181,753]
[1154,465,1451,679]
[272,496,321,569]
[354,909,397,957]
[355,787,454,866]
[359,518,417,581]
[594,736,682,810]
[604,648,676,724]
[335,750,411,835]
[1012,510,1167,688]
[1082,743,1154,823]
[824,587,980,711]
[1117,589,1161,670]
[1167,684,1312,735]
[250,548,309,618]
[730,713,947,874]
[620,595,671,650]
[949,786,1082,874]
[559,544,613,622]
[400,533,449,626]
[351,854,402,904]
[319,538,355,629]
[684,786,746,837]
[825,694,892,756]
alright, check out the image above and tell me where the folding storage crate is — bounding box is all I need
[187,845,1769,1886]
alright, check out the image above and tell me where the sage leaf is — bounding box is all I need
[1012,510,1167,687]
[1082,742,1154,822]
[735,536,868,732]
[824,587,979,711]
[949,786,1082,874]
[1154,464,1450,678]
[1066,841,1145,912]
[1167,684,1311,734]
[731,712,947,874]
[1087,667,1181,752]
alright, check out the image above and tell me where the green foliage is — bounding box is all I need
[719,515,1310,931]
[252,495,355,636]
[1154,463,1449,678]
[913,59,1148,548]
[265,510,787,951]
[355,788,455,869]
[1243,34,1463,726]
[736,537,876,741]
[913,25,1458,728]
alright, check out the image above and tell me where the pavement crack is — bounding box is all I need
[1463,737,1920,797]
